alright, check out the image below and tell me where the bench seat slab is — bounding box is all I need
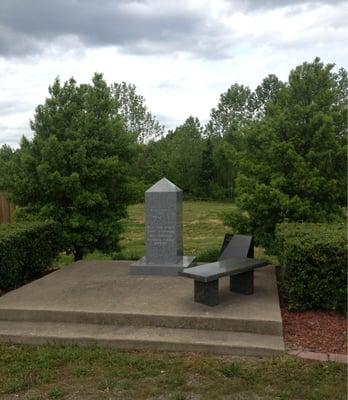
[179,257,267,282]
[230,270,254,295]
[194,279,219,306]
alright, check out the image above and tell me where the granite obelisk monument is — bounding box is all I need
[130,177,195,276]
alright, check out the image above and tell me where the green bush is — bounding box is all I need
[196,247,220,263]
[276,222,347,312]
[0,221,62,289]
[112,250,141,261]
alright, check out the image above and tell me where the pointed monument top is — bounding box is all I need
[146,177,182,193]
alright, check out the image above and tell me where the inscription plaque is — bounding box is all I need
[130,177,195,276]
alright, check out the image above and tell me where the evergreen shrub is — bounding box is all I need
[276,222,347,311]
[0,221,61,289]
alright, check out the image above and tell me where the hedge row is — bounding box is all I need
[0,221,62,289]
[276,222,347,312]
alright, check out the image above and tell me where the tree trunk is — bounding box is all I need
[74,247,83,261]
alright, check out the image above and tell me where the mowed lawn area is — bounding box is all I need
[119,201,236,260]
[0,345,346,400]
[55,201,273,267]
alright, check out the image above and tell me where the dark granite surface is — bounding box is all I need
[219,235,254,259]
[131,177,195,275]
[194,279,219,306]
[179,257,268,282]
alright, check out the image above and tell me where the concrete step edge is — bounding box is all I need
[0,320,285,357]
[0,308,282,336]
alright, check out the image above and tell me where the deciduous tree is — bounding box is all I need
[11,73,136,260]
[112,82,164,142]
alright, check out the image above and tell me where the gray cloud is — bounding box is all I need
[155,113,178,130]
[0,25,43,56]
[240,0,345,10]
[0,122,30,147]
[156,80,182,90]
[0,0,346,60]
[0,100,33,116]
[0,0,223,58]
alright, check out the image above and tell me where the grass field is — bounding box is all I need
[0,345,346,400]
[55,201,275,267]
[118,201,237,259]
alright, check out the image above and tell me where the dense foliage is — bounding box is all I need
[223,58,347,251]
[8,74,138,260]
[0,145,17,191]
[0,221,61,289]
[0,57,346,255]
[135,116,206,198]
[276,222,347,312]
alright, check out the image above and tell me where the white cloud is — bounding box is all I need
[0,0,347,146]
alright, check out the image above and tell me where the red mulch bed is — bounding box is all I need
[276,266,347,355]
[281,306,347,354]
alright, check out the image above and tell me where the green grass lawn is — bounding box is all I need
[0,345,346,400]
[119,201,237,259]
[55,201,275,267]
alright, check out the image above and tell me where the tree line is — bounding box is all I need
[0,57,346,258]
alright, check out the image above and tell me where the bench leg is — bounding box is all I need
[230,270,254,295]
[194,280,219,306]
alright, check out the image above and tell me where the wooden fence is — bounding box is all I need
[0,194,15,224]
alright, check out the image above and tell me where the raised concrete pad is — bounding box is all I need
[0,261,284,356]
[0,321,284,356]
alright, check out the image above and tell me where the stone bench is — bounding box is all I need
[179,257,268,306]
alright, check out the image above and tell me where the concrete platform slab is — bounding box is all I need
[0,261,283,336]
[0,320,284,356]
[0,260,285,355]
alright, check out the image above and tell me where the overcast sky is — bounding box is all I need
[0,0,347,147]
